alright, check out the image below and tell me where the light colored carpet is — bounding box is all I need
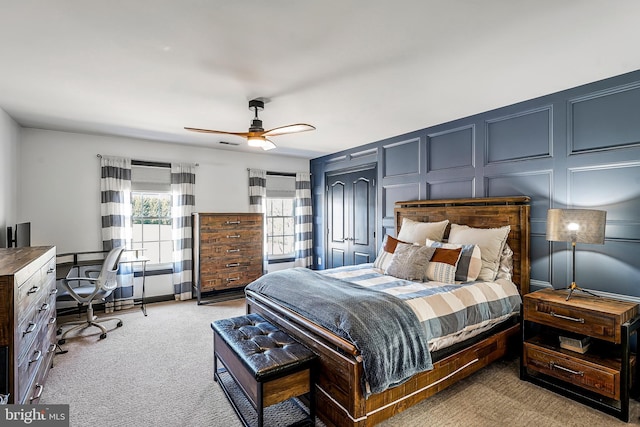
[40,299,640,427]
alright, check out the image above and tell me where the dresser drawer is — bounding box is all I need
[200,269,262,292]
[199,214,263,230]
[16,256,55,322]
[523,341,622,399]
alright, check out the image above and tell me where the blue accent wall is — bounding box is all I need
[310,70,640,299]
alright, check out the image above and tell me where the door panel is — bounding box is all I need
[326,168,376,268]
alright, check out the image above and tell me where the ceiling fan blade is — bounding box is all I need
[262,123,315,137]
[184,127,249,137]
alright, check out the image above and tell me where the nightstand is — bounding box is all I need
[521,288,640,422]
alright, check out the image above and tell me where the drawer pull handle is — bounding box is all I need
[27,286,40,295]
[39,303,50,312]
[549,361,584,376]
[49,288,58,296]
[226,277,240,282]
[47,267,55,274]
[30,384,44,402]
[29,350,42,365]
[226,234,241,239]
[23,322,37,336]
[225,263,240,268]
[225,220,241,225]
[549,311,584,323]
[48,344,56,354]
[49,317,56,325]
[226,249,241,253]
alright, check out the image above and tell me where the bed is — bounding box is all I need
[245,196,531,426]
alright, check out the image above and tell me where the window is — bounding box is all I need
[132,192,172,265]
[266,198,295,260]
[265,174,296,261]
[131,164,172,267]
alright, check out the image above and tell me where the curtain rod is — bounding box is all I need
[247,168,310,177]
[97,154,198,167]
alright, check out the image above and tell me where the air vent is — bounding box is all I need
[219,141,240,146]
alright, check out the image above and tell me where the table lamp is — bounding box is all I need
[546,208,607,300]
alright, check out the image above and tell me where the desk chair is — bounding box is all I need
[57,246,125,344]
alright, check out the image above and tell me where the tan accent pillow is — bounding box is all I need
[396,218,449,245]
[424,247,462,284]
[385,243,436,281]
[373,235,409,271]
[447,224,510,281]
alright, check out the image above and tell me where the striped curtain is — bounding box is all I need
[171,163,196,301]
[248,169,267,272]
[248,169,266,213]
[100,155,134,312]
[294,172,313,268]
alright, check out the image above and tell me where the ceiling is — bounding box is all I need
[1,1,639,159]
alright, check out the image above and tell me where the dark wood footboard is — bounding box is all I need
[246,290,519,427]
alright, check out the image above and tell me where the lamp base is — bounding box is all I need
[566,282,599,301]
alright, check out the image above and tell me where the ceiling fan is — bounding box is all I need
[184,99,315,151]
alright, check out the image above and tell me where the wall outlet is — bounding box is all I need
[317,257,322,266]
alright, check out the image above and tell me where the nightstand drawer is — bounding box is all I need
[524,342,620,400]
[524,298,616,341]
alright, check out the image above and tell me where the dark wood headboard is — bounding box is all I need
[394,196,531,294]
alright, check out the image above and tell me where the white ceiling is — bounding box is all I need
[1,1,639,159]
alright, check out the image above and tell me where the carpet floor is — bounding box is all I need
[40,299,640,427]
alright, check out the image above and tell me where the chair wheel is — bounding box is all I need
[117,321,123,327]
[58,339,66,345]
[100,333,107,340]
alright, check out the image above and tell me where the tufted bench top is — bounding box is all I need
[211,313,316,382]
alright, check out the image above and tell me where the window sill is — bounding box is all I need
[268,258,295,264]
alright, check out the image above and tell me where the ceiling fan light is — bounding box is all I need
[247,136,265,147]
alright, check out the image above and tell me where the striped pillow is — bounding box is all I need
[424,247,462,284]
[426,239,482,282]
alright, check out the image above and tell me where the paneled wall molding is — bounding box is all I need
[383,137,421,177]
[427,124,475,172]
[485,105,553,165]
[568,81,640,155]
[311,69,640,297]
[349,147,378,159]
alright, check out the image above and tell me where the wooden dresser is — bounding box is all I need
[0,246,57,404]
[193,213,263,304]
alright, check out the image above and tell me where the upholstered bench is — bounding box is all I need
[211,313,317,427]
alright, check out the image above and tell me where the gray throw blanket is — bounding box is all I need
[245,267,432,396]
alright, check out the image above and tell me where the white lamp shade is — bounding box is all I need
[546,208,606,244]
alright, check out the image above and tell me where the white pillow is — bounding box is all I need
[447,224,510,281]
[397,218,449,245]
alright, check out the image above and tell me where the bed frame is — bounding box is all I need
[245,196,531,426]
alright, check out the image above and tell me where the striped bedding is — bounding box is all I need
[320,263,522,352]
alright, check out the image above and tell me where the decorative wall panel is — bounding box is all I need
[427,178,474,200]
[383,138,420,177]
[569,83,640,153]
[486,107,551,163]
[485,171,552,220]
[427,126,474,171]
[568,163,640,241]
[383,183,420,219]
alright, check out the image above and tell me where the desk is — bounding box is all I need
[120,250,150,316]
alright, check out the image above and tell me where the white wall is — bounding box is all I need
[0,107,20,247]
[19,128,309,297]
